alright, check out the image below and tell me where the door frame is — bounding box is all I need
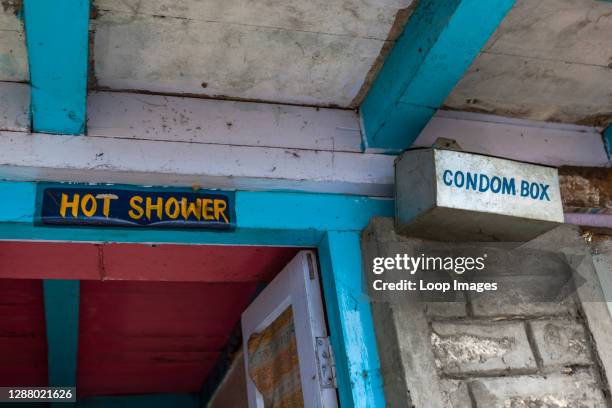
[0,181,390,408]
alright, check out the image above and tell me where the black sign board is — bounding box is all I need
[37,184,235,230]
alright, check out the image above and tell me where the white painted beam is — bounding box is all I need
[87,91,363,152]
[415,110,609,167]
[0,131,394,196]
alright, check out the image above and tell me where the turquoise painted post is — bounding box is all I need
[22,0,90,395]
[318,231,386,408]
[360,0,515,153]
[23,0,90,134]
[604,125,612,159]
[43,280,80,390]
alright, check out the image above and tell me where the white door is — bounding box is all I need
[241,250,338,408]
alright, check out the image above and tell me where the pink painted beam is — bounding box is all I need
[564,213,612,229]
[0,242,299,282]
[0,242,100,280]
[101,244,299,282]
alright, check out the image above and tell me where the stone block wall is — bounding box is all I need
[362,219,611,408]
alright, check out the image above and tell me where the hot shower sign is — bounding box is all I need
[36,184,235,230]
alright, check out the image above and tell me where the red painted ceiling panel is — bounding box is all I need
[77,280,263,397]
[0,242,301,397]
[101,244,299,282]
[0,279,47,387]
[0,241,300,282]
[0,242,100,280]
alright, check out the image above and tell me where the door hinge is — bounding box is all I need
[315,337,336,389]
[306,252,316,280]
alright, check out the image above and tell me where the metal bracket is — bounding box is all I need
[315,337,336,388]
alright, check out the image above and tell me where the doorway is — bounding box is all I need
[0,241,337,407]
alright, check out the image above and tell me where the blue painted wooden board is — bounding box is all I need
[37,184,236,230]
[318,232,386,408]
[0,182,393,246]
[604,125,612,159]
[43,280,80,388]
[23,0,90,134]
[361,0,515,153]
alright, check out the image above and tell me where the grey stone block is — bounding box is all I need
[530,319,591,368]
[470,286,577,318]
[470,370,608,407]
[440,380,471,408]
[425,299,467,319]
[430,322,536,374]
[469,249,578,318]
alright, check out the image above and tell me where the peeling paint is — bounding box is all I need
[559,167,612,213]
[1,0,22,18]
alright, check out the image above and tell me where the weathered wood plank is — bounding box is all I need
[23,0,89,135]
[0,130,395,196]
[95,0,414,40]
[87,91,362,152]
[415,110,609,167]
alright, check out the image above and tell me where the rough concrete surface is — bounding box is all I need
[0,3,28,82]
[445,0,612,126]
[91,0,414,107]
[470,370,607,408]
[530,319,592,369]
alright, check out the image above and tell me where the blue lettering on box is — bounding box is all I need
[442,170,550,201]
[502,178,516,196]
[521,180,530,197]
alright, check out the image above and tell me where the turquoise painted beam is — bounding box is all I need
[360,0,515,153]
[318,231,385,408]
[604,125,612,159]
[23,0,90,134]
[75,394,199,408]
[43,280,80,388]
[0,182,393,246]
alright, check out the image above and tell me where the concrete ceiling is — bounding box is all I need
[91,0,414,107]
[0,0,610,125]
[444,0,612,127]
[0,4,28,82]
